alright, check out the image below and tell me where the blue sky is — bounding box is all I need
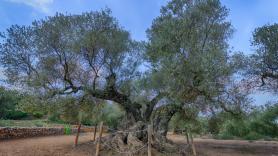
[0,0,278,105]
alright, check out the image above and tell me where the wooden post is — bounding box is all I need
[93,125,97,141]
[75,111,83,147]
[186,131,190,144]
[148,125,152,156]
[189,132,197,156]
[74,123,81,147]
[95,121,103,156]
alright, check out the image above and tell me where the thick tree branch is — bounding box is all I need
[144,92,167,121]
[259,72,278,87]
[86,87,143,121]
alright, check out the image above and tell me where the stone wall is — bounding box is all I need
[0,127,96,140]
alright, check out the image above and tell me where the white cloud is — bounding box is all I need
[6,0,54,14]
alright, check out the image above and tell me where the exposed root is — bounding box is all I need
[100,122,148,155]
[98,122,189,155]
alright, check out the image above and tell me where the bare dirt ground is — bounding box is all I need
[0,133,278,156]
[169,134,278,156]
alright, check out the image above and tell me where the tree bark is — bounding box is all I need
[151,104,181,152]
[101,103,183,155]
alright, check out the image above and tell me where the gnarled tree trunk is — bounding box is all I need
[102,103,184,155]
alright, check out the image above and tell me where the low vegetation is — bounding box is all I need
[0,119,66,127]
[169,103,278,141]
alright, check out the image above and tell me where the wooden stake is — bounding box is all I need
[93,125,97,141]
[95,121,103,156]
[74,123,81,147]
[148,125,152,156]
[186,131,190,144]
[189,132,197,156]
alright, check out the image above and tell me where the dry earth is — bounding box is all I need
[169,134,278,156]
[0,133,278,156]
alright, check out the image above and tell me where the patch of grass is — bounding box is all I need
[0,119,68,128]
[214,133,235,140]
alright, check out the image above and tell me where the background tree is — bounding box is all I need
[247,23,278,92]
[0,87,27,119]
[17,94,47,118]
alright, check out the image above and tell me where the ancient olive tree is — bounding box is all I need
[0,0,247,153]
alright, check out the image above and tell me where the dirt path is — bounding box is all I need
[0,133,96,156]
[169,134,278,156]
[0,133,278,156]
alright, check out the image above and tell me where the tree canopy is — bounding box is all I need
[0,9,146,120]
[246,23,278,93]
[145,0,246,114]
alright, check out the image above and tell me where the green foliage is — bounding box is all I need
[219,119,249,138]
[64,125,71,135]
[44,96,124,128]
[0,119,66,127]
[208,115,223,135]
[213,103,278,140]
[5,111,28,120]
[252,24,278,70]
[59,98,80,124]
[32,111,44,119]
[0,87,28,119]
[247,23,278,92]
[146,0,234,102]
[248,104,278,137]
[48,112,63,123]
[34,122,44,127]
[0,8,142,98]
[17,95,47,115]
[244,132,263,140]
[169,106,208,135]
[101,104,124,129]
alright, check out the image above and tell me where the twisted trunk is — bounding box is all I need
[78,84,183,153]
[101,103,183,155]
[151,104,182,152]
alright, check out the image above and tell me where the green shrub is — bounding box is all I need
[244,131,263,140]
[208,116,222,134]
[48,112,62,122]
[33,111,44,118]
[219,119,250,138]
[81,118,93,126]
[64,125,71,135]
[101,104,124,129]
[263,136,273,141]
[0,87,26,119]
[34,122,44,127]
[6,111,28,120]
